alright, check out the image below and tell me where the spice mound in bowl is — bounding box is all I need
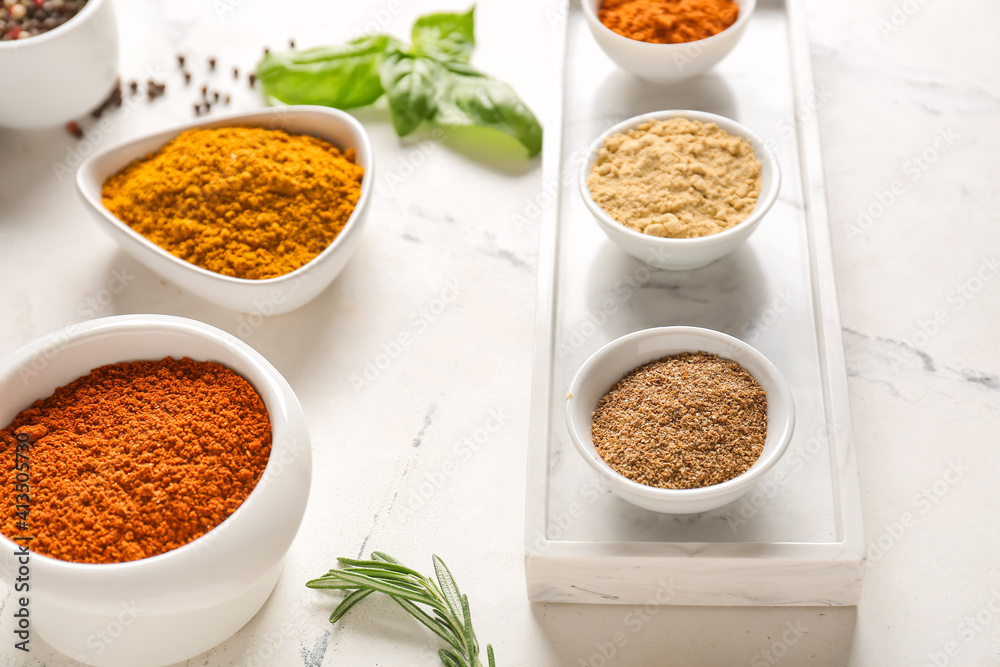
[591,352,767,490]
[0,0,90,40]
[598,0,739,45]
[101,125,364,281]
[581,0,755,83]
[565,326,794,514]
[587,117,762,239]
[0,357,270,564]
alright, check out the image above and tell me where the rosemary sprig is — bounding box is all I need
[307,551,496,667]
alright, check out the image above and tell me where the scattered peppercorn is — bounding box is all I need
[249,72,256,88]
[183,71,191,84]
[213,91,219,102]
[194,103,202,116]
[177,54,185,68]
[233,66,239,79]
[91,77,122,119]
[208,57,216,71]
[204,101,212,111]
[201,84,208,97]
[263,47,270,55]
[289,38,295,48]
[225,94,231,105]
[66,121,83,139]
[147,79,166,100]
[129,80,138,95]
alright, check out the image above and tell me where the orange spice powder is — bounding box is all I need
[0,357,271,564]
[598,0,740,44]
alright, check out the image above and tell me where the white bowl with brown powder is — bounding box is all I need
[565,326,795,514]
[580,110,781,271]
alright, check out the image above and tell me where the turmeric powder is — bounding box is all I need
[102,126,364,280]
[598,0,739,45]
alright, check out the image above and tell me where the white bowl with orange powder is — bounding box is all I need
[0,315,311,667]
[76,106,373,315]
[582,0,756,83]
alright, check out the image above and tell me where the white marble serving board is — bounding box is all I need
[524,0,866,606]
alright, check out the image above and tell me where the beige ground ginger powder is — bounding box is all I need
[591,352,767,490]
[587,117,762,238]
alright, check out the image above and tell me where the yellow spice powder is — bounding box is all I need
[102,126,364,280]
[587,117,761,239]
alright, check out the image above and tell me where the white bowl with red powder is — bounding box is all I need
[0,315,311,667]
[582,0,756,84]
[565,326,794,514]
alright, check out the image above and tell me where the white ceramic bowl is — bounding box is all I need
[582,0,754,84]
[580,109,781,271]
[565,326,794,514]
[0,315,311,667]
[76,106,374,314]
[0,0,119,128]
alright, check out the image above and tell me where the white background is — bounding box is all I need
[0,0,998,665]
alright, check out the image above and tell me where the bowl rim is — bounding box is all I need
[581,0,757,50]
[0,0,106,49]
[565,326,796,502]
[75,105,374,287]
[579,108,781,249]
[0,314,302,571]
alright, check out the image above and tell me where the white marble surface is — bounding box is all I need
[0,0,997,665]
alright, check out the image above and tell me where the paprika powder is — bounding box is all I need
[598,0,740,45]
[0,357,271,564]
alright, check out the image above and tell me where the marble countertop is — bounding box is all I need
[1,0,997,665]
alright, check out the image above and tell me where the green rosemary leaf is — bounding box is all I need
[392,596,464,651]
[337,557,424,577]
[313,570,440,607]
[438,647,466,667]
[461,593,479,656]
[488,644,496,667]
[433,554,464,619]
[329,589,374,623]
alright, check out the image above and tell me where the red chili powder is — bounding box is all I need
[0,357,272,564]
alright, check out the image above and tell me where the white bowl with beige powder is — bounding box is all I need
[580,110,781,270]
[565,326,795,514]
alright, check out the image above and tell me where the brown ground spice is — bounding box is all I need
[591,352,766,489]
[0,357,271,564]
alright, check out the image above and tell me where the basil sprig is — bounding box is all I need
[257,7,542,158]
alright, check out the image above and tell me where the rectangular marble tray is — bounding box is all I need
[524,0,866,605]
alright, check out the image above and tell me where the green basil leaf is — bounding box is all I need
[411,7,476,63]
[432,69,543,158]
[257,35,401,109]
[380,50,443,136]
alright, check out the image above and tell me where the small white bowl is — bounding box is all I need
[76,106,374,314]
[0,315,311,667]
[580,109,781,271]
[0,0,119,128]
[582,0,755,84]
[565,326,794,514]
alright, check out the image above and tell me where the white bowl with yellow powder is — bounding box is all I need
[0,315,311,667]
[580,109,780,270]
[76,106,373,314]
[582,0,756,83]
